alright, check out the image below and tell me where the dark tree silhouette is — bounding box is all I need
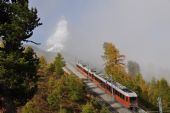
[0,0,41,110]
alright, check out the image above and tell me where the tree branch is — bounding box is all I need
[23,40,41,45]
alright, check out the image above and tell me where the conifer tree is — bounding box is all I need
[103,42,126,82]
[0,0,41,108]
[53,53,65,76]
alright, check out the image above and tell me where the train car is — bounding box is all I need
[63,67,71,75]
[76,62,138,110]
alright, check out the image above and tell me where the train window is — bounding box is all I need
[122,95,125,100]
[126,97,128,101]
[111,88,113,94]
[107,86,110,92]
[116,91,118,95]
[99,79,101,82]
[120,93,121,97]
[117,92,119,96]
[113,89,116,94]
[108,86,111,91]
[121,94,124,99]
[118,92,123,99]
[109,87,111,92]
[120,93,122,98]
[130,97,136,103]
[112,89,114,94]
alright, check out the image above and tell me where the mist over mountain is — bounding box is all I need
[24,45,74,64]
[24,45,56,62]
[29,0,170,84]
[24,43,170,84]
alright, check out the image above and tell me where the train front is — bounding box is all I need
[121,88,138,110]
[129,96,138,110]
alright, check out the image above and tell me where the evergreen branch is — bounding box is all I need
[23,39,41,45]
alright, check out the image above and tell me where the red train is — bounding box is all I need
[76,62,138,110]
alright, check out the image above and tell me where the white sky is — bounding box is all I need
[29,0,170,82]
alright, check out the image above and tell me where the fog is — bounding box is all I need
[30,0,170,83]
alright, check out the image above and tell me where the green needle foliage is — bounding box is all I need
[48,53,65,76]
[53,53,65,76]
[0,0,41,108]
[47,75,85,110]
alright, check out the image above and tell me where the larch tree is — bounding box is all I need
[0,0,41,109]
[0,41,4,48]
[39,56,48,73]
[39,56,47,68]
[81,102,96,113]
[103,42,126,82]
[156,79,170,110]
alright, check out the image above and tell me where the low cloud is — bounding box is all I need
[46,17,68,52]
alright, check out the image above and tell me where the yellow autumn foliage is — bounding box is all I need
[0,41,4,48]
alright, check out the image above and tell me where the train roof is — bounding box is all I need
[63,67,71,75]
[77,62,137,97]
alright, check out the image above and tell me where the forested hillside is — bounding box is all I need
[0,1,110,112]
[103,42,170,111]
[21,54,111,113]
[1,0,170,113]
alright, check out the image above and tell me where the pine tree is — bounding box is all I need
[0,0,41,108]
[53,53,65,76]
